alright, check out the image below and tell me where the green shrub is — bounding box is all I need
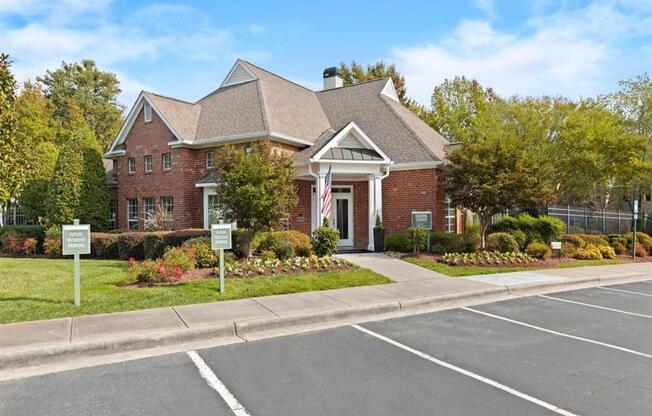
[91,233,119,259]
[143,232,168,259]
[126,259,167,283]
[162,229,211,249]
[182,237,217,268]
[635,232,652,253]
[312,218,340,257]
[635,242,647,257]
[486,232,520,253]
[562,234,585,249]
[408,227,427,255]
[574,234,609,246]
[252,230,311,258]
[610,241,626,255]
[163,247,195,272]
[534,216,565,244]
[510,229,527,250]
[385,232,411,252]
[231,228,248,258]
[44,237,62,258]
[525,242,552,259]
[117,232,146,260]
[275,244,295,260]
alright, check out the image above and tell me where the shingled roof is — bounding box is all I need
[109,60,449,164]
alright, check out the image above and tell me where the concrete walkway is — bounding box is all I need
[2,255,652,374]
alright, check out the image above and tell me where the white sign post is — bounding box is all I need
[211,223,232,294]
[62,219,91,306]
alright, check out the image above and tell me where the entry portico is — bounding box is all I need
[297,121,392,250]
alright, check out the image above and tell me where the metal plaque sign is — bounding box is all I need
[411,211,432,230]
[551,241,562,250]
[211,223,232,250]
[62,224,91,255]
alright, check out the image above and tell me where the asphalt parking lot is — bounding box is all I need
[3,281,652,416]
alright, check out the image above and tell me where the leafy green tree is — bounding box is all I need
[0,54,31,225]
[440,105,545,248]
[39,59,124,151]
[47,109,109,229]
[15,80,55,146]
[19,142,59,223]
[602,73,652,142]
[214,141,298,255]
[338,60,424,113]
[428,76,501,143]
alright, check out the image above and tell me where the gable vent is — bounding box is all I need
[222,61,257,87]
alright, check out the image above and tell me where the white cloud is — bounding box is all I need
[472,0,495,17]
[248,24,264,35]
[0,2,266,106]
[391,2,651,104]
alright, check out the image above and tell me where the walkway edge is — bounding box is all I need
[0,272,649,372]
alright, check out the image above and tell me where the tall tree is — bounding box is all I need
[440,102,547,248]
[0,54,31,225]
[47,107,109,229]
[602,73,652,142]
[15,80,55,146]
[214,141,298,255]
[39,59,124,151]
[428,76,501,143]
[19,142,59,224]
[338,60,424,113]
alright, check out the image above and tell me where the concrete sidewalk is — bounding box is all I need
[2,255,652,374]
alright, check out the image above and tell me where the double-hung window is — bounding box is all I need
[162,153,171,171]
[445,196,456,233]
[205,151,214,169]
[207,194,222,225]
[160,196,174,228]
[144,155,153,173]
[127,199,139,230]
[128,157,136,174]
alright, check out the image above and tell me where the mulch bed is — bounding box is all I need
[124,262,356,288]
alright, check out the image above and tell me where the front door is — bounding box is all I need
[330,187,354,247]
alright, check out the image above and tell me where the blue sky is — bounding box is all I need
[2,0,652,108]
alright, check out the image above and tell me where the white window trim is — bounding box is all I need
[162,153,171,170]
[144,155,153,172]
[205,151,214,169]
[144,102,152,123]
[128,157,136,174]
[127,199,138,230]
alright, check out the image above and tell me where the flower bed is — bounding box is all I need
[224,255,352,278]
[442,251,537,266]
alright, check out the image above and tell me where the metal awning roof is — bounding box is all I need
[321,147,383,161]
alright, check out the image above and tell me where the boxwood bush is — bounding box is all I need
[486,232,520,253]
[91,233,119,259]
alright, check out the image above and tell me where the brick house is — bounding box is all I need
[104,60,459,250]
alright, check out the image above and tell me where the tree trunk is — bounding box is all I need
[479,215,491,249]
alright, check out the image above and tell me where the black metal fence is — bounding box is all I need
[494,204,650,235]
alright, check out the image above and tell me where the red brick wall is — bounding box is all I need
[115,107,205,230]
[290,180,313,235]
[382,168,446,233]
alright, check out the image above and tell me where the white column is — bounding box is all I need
[315,173,326,228]
[367,176,375,251]
[368,174,383,251]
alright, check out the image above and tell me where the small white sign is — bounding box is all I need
[62,224,91,255]
[551,241,562,250]
[211,223,232,250]
[634,199,639,213]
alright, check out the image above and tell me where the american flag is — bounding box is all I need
[321,164,333,219]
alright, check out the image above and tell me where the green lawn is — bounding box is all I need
[405,257,630,277]
[0,258,390,324]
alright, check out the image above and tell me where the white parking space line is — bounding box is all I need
[463,307,652,360]
[187,351,251,416]
[597,286,652,297]
[351,324,579,416]
[539,294,652,320]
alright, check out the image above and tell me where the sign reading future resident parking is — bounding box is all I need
[411,211,432,230]
[211,224,232,250]
[62,220,90,307]
[62,224,91,255]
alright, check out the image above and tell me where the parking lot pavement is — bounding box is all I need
[3,281,652,416]
[0,353,233,416]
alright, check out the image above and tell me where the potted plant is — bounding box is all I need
[373,214,385,252]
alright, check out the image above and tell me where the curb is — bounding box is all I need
[1,272,649,371]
